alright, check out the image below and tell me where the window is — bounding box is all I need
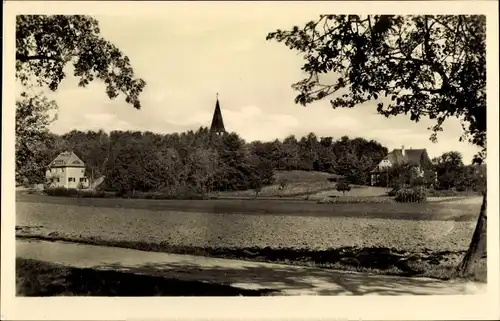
[68,177,75,182]
[79,178,87,182]
[56,178,60,182]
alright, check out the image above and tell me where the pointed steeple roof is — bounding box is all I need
[210,94,226,134]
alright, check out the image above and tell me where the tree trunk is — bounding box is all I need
[455,188,487,277]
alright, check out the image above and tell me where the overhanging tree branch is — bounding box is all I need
[16,54,60,62]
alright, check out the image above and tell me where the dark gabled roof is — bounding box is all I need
[382,148,429,165]
[384,149,407,165]
[49,151,85,168]
[371,148,431,173]
[210,99,226,133]
[404,149,428,165]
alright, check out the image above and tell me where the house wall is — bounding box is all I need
[378,159,392,168]
[46,167,64,187]
[46,167,89,189]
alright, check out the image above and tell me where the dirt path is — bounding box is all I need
[16,239,486,296]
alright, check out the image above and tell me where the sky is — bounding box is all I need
[39,11,481,164]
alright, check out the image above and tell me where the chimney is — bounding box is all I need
[401,145,405,156]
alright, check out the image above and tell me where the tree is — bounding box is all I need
[280,135,301,170]
[185,147,219,196]
[433,151,466,190]
[331,136,383,185]
[317,136,336,172]
[16,15,146,108]
[15,15,147,188]
[336,178,351,196]
[387,163,414,189]
[267,15,486,276]
[15,92,58,184]
[277,177,289,196]
[247,152,275,198]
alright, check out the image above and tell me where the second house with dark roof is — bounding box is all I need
[370,146,434,186]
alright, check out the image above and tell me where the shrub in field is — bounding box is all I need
[387,186,400,197]
[336,178,351,196]
[327,176,338,183]
[45,187,111,198]
[45,187,79,197]
[278,178,288,190]
[78,190,107,198]
[394,188,427,203]
[318,196,395,204]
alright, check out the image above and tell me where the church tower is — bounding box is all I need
[209,93,226,136]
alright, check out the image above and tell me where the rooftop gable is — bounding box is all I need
[383,149,407,165]
[405,149,427,165]
[381,148,431,166]
[49,151,85,168]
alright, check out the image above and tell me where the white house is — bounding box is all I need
[45,151,89,189]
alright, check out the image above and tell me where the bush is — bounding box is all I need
[45,187,110,198]
[45,187,79,197]
[44,185,211,200]
[336,178,351,195]
[318,196,395,204]
[277,178,288,190]
[78,190,108,198]
[327,177,338,183]
[394,188,427,203]
[387,187,399,197]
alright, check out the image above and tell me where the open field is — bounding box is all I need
[16,193,482,221]
[16,197,485,281]
[17,258,274,296]
[15,200,481,251]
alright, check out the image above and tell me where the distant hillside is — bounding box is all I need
[217,170,339,198]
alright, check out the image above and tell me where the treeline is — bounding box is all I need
[17,126,484,196]
[432,151,486,192]
[16,128,389,194]
[250,134,388,184]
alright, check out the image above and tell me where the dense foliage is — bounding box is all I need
[15,92,58,185]
[432,151,486,192]
[17,122,485,197]
[16,15,146,109]
[15,15,147,187]
[250,134,388,185]
[17,127,392,195]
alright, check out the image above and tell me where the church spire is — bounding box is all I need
[210,93,226,135]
